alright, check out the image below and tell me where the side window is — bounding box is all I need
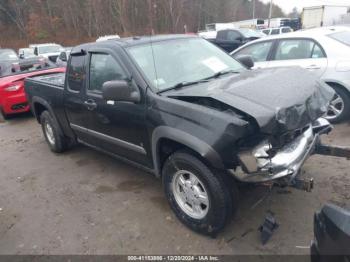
[89,53,126,92]
[59,52,67,61]
[67,55,85,92]
[281,27,291,33]
[271,29,280,35]
[227,31,241,41]
[275,39,325,60]
[233,41,273,62]
[262,29,270,35]
[311,43,326,58]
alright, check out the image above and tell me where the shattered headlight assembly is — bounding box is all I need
[238,140,272,173]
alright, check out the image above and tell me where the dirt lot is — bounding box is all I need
[0,113,349,255]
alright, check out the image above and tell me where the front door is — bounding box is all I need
[232,40,274,69]
[84,51,150,167]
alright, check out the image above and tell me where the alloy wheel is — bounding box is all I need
[172,170,209,219]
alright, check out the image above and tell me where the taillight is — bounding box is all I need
[4,84,22,92]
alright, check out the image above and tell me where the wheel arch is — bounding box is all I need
[324,80,350,97]
[31,96,64,137]
[152,126,224,177]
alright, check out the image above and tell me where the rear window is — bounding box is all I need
[328,31,350,46]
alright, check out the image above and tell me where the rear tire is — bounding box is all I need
[162,150,236,236]
[40,111,68,153]
[325,85,350,123]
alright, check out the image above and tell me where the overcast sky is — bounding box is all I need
[260,0,350,13]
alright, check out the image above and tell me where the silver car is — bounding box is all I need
[231,26,350,123]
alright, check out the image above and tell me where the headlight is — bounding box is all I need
[238,140,272,173]
[4,84,22,92]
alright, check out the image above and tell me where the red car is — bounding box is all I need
[0,66,65,118]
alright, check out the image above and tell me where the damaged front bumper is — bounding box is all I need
[230,118,332,183]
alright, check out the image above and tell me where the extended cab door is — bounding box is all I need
[83,48,151,167]
[266,38,328,78]
[64,52,93,143]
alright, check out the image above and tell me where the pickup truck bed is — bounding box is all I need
[27,73,65,88]
[25,72,74,141]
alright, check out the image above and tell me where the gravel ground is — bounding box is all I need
[0,113,349,255]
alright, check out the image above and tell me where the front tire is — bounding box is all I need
[40,111,68,153]
[162,150,236,236]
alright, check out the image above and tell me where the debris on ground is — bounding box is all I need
[259,211,279,245]
[241,228,254,238]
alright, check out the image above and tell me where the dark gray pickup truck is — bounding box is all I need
[24,35,346,236]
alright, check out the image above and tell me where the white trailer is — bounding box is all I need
[302,5,350,29]
[231,19,265,29]
[204,23,235,32]
[264,18,290,28]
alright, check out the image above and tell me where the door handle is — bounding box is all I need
[306,65,321,70]
[84,99,97,111]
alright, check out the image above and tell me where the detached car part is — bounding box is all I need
[311,204,350,262]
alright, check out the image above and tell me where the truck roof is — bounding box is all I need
[72,34,197,52]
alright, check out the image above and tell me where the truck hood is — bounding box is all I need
[164,67,334,134]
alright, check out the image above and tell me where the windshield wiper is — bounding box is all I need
[204,69,240,80]
[158,79,209,94]
[157,70,239,94]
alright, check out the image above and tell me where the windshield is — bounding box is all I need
[128,38,244,91]
[0,50,18,61]
[38,45,62,54]
[240,28,265,38]
[328,31,350,47]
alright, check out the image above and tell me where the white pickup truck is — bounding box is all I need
[30,43,63,63]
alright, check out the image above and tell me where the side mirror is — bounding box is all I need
[19,53,24,59]
[102,80,140,103]
[60,53,67,62]
[236,55,254,69]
